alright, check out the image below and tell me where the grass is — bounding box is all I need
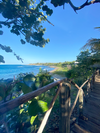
[52,67,68,77]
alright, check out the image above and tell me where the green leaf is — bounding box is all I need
[17,82,32,94]
[24,74,36,81]
[42,5,48,11]
[28,99,48,116]
[46,9,53,16]
[0,83,6,99]
[0,30,3,35]
[0,25,2,28]
[12,96,16,99]
[38,93,45,100]
[30,115,37,125]
[42,5,53,16]
[46,38,50,43]
[20,109,24,114]
[20,39,26,44]
[23,74,36,90]
[0,96,2,101]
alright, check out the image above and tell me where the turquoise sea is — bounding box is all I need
[0,65,54,79]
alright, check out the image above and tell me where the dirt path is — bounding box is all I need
[49,66,59,73]
[49,66,66,80]
[50,74,66,81]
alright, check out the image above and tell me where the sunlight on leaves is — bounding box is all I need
[20,109,24,114]
[30,115,37,125]
[28,99,48,116]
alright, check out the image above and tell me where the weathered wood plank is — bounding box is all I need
[59,82,71,133]
[84,104,100,116]
[78,118,100,133]
[83,111,100,126]
[86,99,100,108]
[79,88,83,118]
[90,92,100,98]
[70,117,76,126]
[71,123,91,133]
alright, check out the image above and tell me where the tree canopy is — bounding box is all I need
[0,0,100,63]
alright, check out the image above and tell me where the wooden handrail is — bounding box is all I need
[0,78,68,115]
[0,76,82,115]
[0,70,98,115]
[70,82,85,117]
[69,69,99,117]
[0,69,99,133]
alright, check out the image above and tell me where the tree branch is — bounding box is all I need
[68,0,100,12]
[19,30,25,36]
[0,20,16,25]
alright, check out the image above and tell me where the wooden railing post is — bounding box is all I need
[91,74,95,90]
[97,69,100,76]
[59,82,71,133]
[78,88,83,118]
[93,75,95,85]
[87,80,91,97]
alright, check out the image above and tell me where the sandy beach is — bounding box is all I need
[49,66,59,73]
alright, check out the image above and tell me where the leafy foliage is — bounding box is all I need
[66,50,99,86]
[0,30,3,35]
[0,55,5,63]
[0,78,14,101]
[30,115,37,125]
[1,0,100,63]
[0,70,55,133]
[0,44,23,63]
[81,38,100,53]
[28,99,48,116]
[0,0,51,63]
[0,0,50,47]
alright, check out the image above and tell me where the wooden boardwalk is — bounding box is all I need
[72,71,100,133]
[1,70,100,133]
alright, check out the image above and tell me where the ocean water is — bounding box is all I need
[0,65,54,79]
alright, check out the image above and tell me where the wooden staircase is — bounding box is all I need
[72,72,100,133]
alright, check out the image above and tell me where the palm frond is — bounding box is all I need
[94,27,100,30]
[81,38,100,52]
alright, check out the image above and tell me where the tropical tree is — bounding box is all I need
[81,27,100,51]
[81,27,100,65]
[66,49,98,86]
[0,0,100,63]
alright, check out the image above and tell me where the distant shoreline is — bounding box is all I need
[29,64,59,73]
[48,66,59,73]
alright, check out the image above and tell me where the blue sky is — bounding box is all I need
[0,1,100,64]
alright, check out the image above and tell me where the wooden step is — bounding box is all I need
[83,111,100,126]
[84,103,100,116]
[95,76,100,79]
[93,85,100,89]
[95,75,100,78]
[86,98,100,108]
[71,123,91,133]
[95,80,100,82]
[91,90,100,95]
[90,92,100,98]
[94,82,100,85]
[78,118,100,133]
